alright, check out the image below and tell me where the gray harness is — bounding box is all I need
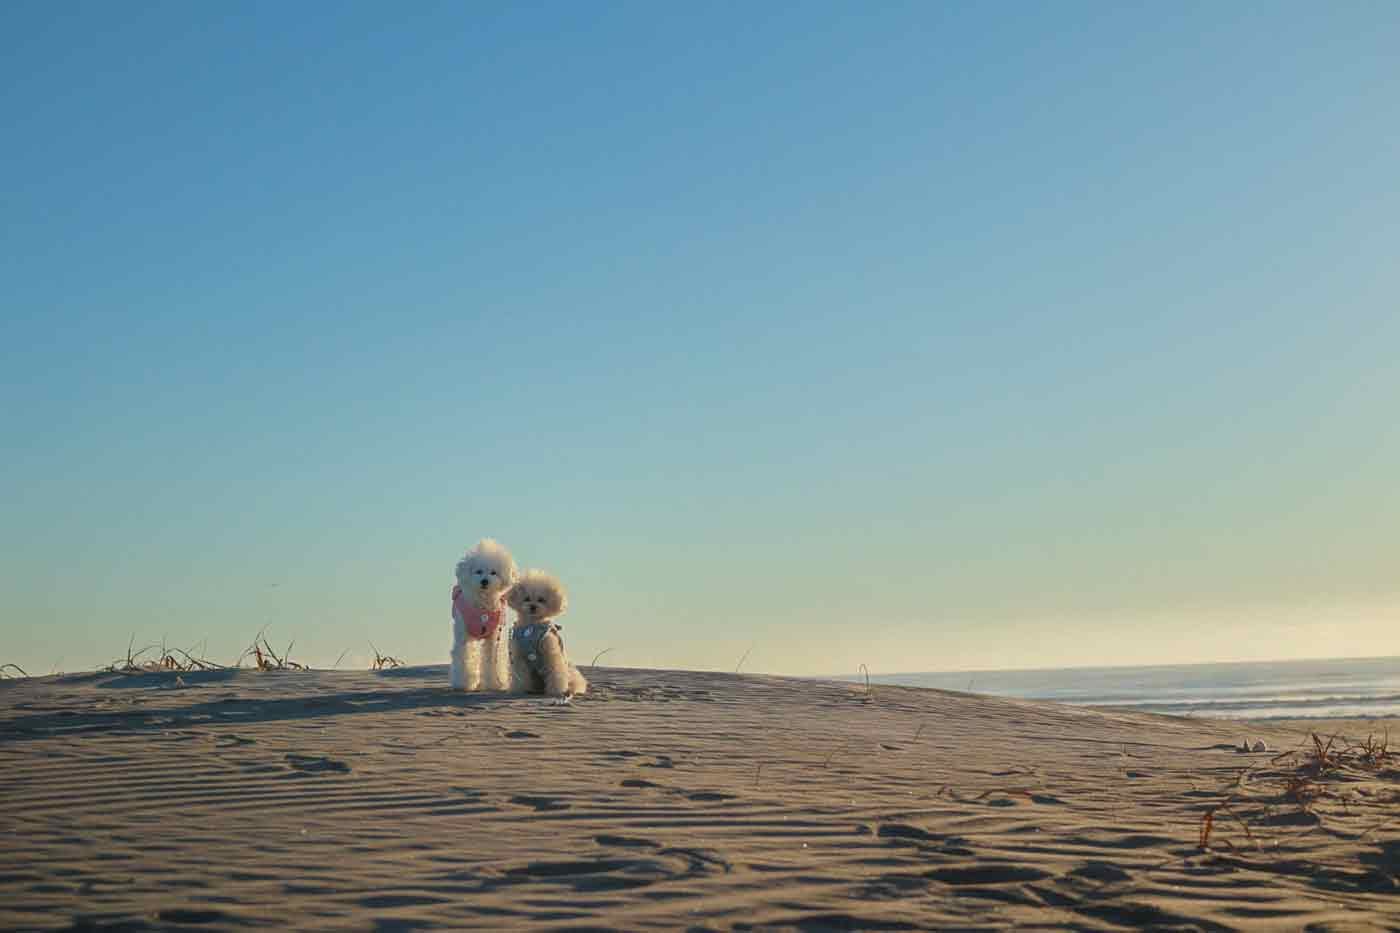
[513,622,563,692]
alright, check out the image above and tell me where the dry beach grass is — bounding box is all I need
[1,664,1397,930]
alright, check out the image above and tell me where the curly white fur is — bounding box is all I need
[505,569,588,698]
[450,538,517,692]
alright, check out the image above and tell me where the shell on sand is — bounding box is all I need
[1,667,1397,929]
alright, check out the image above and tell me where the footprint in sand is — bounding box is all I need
[215,734,255,748]
[878,823,943,845]
[285,753,350,774]
[927,864,1052,885]
[620,778,663,789]
[154,908,236,925]
[878,824,977,856]
[595,835,660,849]
[657,846,732,874]
[497,847,729,894]
[1069,861,1132,883]
[509,794,570,811]
[498,857,673,892]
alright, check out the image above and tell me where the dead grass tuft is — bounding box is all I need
[238,628,308,671]
[1,663,30,679]
[1197,730,1399,856]
[105,636,227,675]
[1282,731,1396,779]
[369,643,404,671]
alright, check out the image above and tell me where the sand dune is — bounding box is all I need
[2,666,1396,930]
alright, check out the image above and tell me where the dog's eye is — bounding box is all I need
[489,570,497,576]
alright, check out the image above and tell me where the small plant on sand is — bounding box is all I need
[370,643,404,671]
[1198,730,1398,854]
[239,628,308,671]
[105,636,227,675]
[1282,731,1396,780]
[1351,731,1394,771]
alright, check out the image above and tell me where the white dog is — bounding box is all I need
[450,539,516,691]
[506,570,588,698]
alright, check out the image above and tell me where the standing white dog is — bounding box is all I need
[450,538,516,691]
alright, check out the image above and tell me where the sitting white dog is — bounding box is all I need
[506,570,588,698]
[450,538,516,691]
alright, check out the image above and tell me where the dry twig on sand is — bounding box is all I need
[0,663,29,679]
[589,647,614,668]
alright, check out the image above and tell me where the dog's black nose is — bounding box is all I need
[479,579,490,589]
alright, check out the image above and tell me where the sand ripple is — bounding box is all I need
[2,667,1397,930]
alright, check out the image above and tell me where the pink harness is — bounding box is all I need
[452,585,504,640]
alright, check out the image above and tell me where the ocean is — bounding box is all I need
[856,655,1400,720]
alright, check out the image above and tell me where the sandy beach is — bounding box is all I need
[2,666,1397,931]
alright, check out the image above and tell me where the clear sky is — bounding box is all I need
[3,1,1398,678]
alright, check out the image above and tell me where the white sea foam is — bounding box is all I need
[853,656,1400,720]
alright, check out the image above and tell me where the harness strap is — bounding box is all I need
[452,584,503,640]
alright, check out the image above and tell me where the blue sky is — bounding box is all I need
[3,1,1398,677]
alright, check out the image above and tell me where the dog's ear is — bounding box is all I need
[504,584,524,610]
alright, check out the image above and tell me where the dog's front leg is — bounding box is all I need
[538,634,574,698]
[449,612,468,690]
[464,640,483,691]
[506,633,532,694]
[567,665,588,696]
[485,629,511,692]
